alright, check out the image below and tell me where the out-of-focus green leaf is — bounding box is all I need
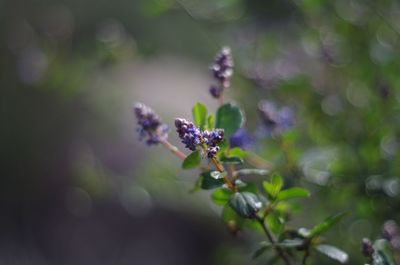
[372,239,396,265]
[237,181,258,194]
[276,187,310,201]
[220,156,244,165]
[215,103,244,138]
[262,174,283,199]
[252,242,272,260]
[235,168,269,176]
[256,238,304,250]
[315,244,349,264]
[199,171,224,190]
[182,150,201,169]
[207,114,214,130]
[192,102,207,130]
[228,192,262,218]
[229,147,247,158]
[222,204,245,232]
[279,239,305,248]
[211,188,233,205]
[309,212,347,238]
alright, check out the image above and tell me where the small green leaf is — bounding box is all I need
[262,174,283,199]
[235,168,269,176]
[229,192,262,218]
[192,102,207,129]
[309,212,347,238]
[182,150,201,169]
[222,204,245,231]
[276,187,310,201]
[211,188,233,205]
[252,243,272,260]
[215,103,245,138]
[315,244,349,263]
[207,114,214,130]
[237,181,258,194]
[210,171,225,179]
[199,171,224,190]
[229,147,247,159]
[279,239,305,248]
[256,239,304,250]
[220,156,244,164]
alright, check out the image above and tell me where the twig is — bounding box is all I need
[211,157,237,191]
[255,216,292,265]
[159,139,187,160]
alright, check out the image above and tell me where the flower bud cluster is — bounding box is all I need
[202,129,224,158]
[209,47,234,99]
[361,238,374,258]
[258,100,295,135]
[134,103,168,145]
[175,118,224,158]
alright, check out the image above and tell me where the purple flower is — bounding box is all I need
[134,103,168,146]
[210,46,233,88]
[361,238,374,257]
[229,128,255,150]
[175,119,224,158]
[258,100,295,136]
[206,146,220,158]
[175,118,203,151]
[209,85,222,99]
[208,47,233,99]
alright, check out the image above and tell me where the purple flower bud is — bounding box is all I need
[175,118,202,151]
[134,103,168,146]
[207,146,220,158]
[175,118,224,157]
[210,47,234,88]
[383,220,398,241]
[202,129,224,158]
[361,238,374,257]
[209,85,222,98]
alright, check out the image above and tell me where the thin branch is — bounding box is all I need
[255,216,292,265]
[159,139,187,160]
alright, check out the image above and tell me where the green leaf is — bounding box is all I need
[276,187,310,202]
[199,171,224,190]
[315,244,349,263]
[192,102,207,129]
[237,181,258,194]
[207,114,214,130]
[182,150,201,169]
[229,147,247,159]
[222,204,245,231]
[211,188,233,205]
[228,192,262,218]
[262,174,283,199]
[309,212,347,238]
[256,239,304,250]
[215,103,245,138]
[372,239,396,265]
[252,243,272,260]
[220,156,244,165]
[279,239,305,248]
[235,168,269,176]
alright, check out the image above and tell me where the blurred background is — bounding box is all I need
[1,0,400,264]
